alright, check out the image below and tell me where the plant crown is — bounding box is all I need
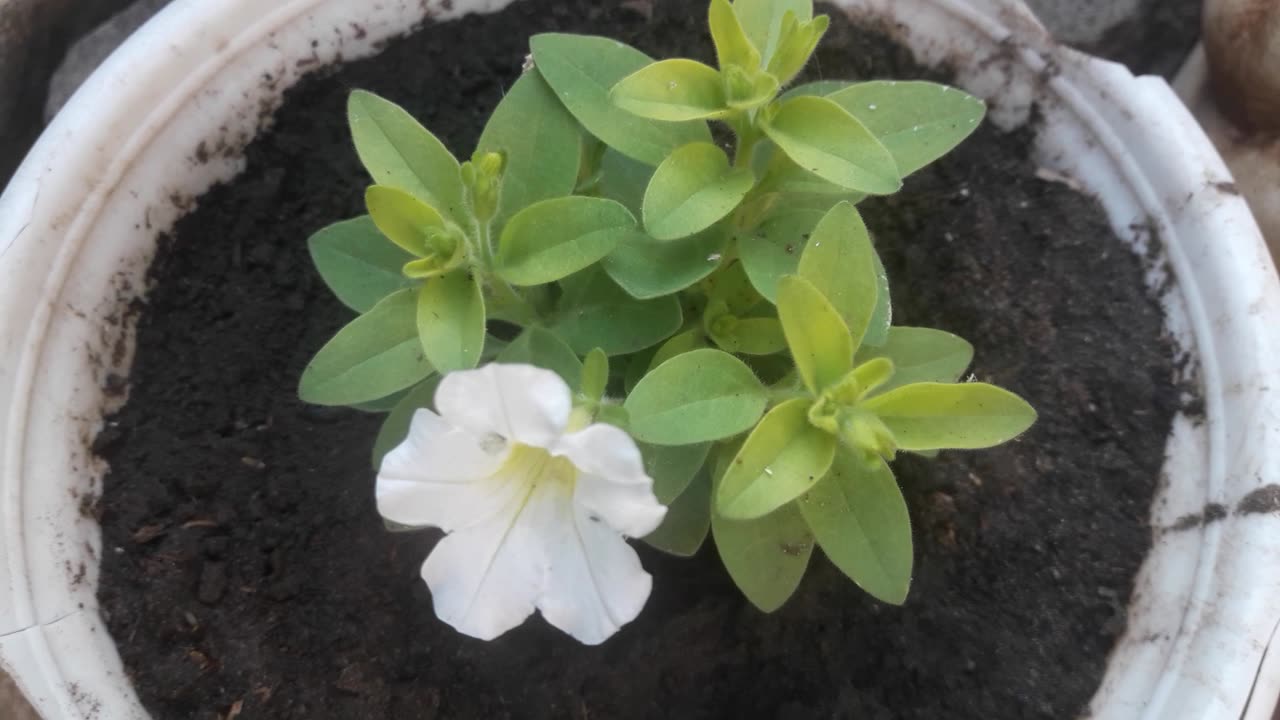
[300,0,1036,610]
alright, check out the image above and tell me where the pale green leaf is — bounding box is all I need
[712,489,813,611]
[477,69,583,229]
[371,377,442,469]
[625,348,768,445]
[701,258,761,314]
[552,270,682,355]
[417,272,485,372]
[644,469,712,557]
[611,59,728,122]
[603,225,729,299]
[581,348,609,402]
[733,0,812,66]
[641,441,713,503]
[766,14,829,86]
[497,196,635,285]
[800,452,912,604]
[856,326,973,395]
[862,382,1037,450]
[777,275,854,394]
[365,185,446,257]
[710,316,787,356]
[299,289,433,406]
[643,142,754,241]
[717,398,836,519]
[709,0,761,71]
[347,90,466,223]
[738,208,824,301]
[530,34,712,166]
[308,216,414,312]
[763,96,901,194]
[756,148,865,200]
[827,81,986,177]
[647,329,709,373]
[798,202,877,348]
[496,327,584,389]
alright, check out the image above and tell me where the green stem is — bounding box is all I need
[732,114,757,170]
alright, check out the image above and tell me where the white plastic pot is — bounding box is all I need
[1,0,1277,718]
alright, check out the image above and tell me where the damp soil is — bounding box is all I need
[95,1,1181,718]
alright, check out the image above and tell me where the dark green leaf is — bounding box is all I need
[299,289,433,406]
[308,216,414,312]
[530,34,712,165]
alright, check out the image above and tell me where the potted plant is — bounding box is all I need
[0,0,1277,718]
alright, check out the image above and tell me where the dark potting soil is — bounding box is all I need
[95,1,1181,718]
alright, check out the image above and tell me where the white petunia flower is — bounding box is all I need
[376,363,667,645]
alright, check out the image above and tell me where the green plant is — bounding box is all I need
[300,0,1035,634]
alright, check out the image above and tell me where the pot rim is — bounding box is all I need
[0,1,1277,719]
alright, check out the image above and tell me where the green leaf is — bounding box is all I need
[708,316,787,356]
[623,344,660,394]
[417,272,485,372]
[644,469,712,557]
[701,258,761,313]
[766,14,829,86]
[738,208,824,301]
[603,225,729,299]
[722,66,780,111]
[477,69,584,229]
[709,0,761,71]
[497,196,635,285]
[581,348,609,402]
[625,348,768,445]
[862,382,1037,450]
[864,250,892,347]
[756,148,865,200]
[552,270,683,355]
[648,329,709,372]
[371,377,442,469]
[778,79,853,102]
[716,398,836,519]
[530,34,712,166]
[643,142,754,241]
[800,452,912,604]
[762,96,901,194]
[827,81,986,177]
[350,386,415,413]
[347,90,466,224]
[308,216,414,312]
[733,0,812,66]
[777,275,854,394]
[712,489,813,611]
[365,185,447,257]
[496,326,584,389]
[299,289,433,406]
[798,202,877,348]
[596,148,655,215]
[641,441,713,503]
[611,59,729,122]
[856,326,973,395]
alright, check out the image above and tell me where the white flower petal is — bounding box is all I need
[421,475,554,641]
[376,409,514,530]
[556,424,667,537]
[537,498,654,645]
[435,364,571,448]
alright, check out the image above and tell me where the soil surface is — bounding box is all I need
[96,1,1180,718]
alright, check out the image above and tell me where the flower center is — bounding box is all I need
[500,443,578,491]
